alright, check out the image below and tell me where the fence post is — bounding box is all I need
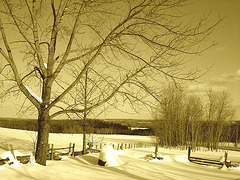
[120,143,123,150]
[51,144,54,160]
[224,151,228,167]
[154,144,158,159]
[72,143,75,156]
[69,143,72,155]
[117,144,120,150]
[9,144,16,159]
[188,147,191,160]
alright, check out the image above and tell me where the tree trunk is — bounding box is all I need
[236,123,239,147]
[82,124,87,155]
[35,110,50,166]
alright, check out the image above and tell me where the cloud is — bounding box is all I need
[235,69,240,79]
[187,69,240,93]
[208,69,240,86]
[187,82,227,94]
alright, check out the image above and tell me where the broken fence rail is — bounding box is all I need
[188,147,230,167]
[189,156,224,167]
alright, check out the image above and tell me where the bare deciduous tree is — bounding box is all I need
[205,90,235,149]
[0,0,221,165]
[183,94,203,149]
[154,85,185,147]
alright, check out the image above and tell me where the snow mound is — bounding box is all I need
[0,150,34,168]
[98,145,124,167]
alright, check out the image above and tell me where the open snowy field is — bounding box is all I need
[1,127,240,180]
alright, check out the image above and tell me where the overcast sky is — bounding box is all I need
[0,0,240,120]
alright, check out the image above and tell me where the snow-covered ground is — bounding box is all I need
[1,127,240,180]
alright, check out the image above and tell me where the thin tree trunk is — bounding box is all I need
[82,69,88,155]
[82,124,87,155]
[236,123,239,147]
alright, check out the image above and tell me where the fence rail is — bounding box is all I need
[47,142,154,160]
[188,147,230,168]
[47,143,76,160]
[217,146,240,152]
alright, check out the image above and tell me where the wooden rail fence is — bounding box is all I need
[188,147,229,168]
[47,142,154,160]
[105,142,153,150]
[0,142,154,165]
[47,143,76,160]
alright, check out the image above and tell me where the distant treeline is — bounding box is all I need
[153,120,240,149]
[0,118,154,135]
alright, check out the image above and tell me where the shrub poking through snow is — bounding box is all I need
[145,153,164,161]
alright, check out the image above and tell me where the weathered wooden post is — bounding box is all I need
[188,147,191,161]
[51,144,54,160]
[117,143,120,150]
[69,143,72,155]
[9,144,16,159]
[120,143,123,150]
[223,151,228,167]
[154,144,158,159]
[72,143,75,157]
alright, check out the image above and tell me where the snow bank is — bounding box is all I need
[0,151,22,168]
[0,150,34,169]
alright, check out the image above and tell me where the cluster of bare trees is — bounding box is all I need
[0,0,221,165]
[205,90,235,149]
[154,85,235,150]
